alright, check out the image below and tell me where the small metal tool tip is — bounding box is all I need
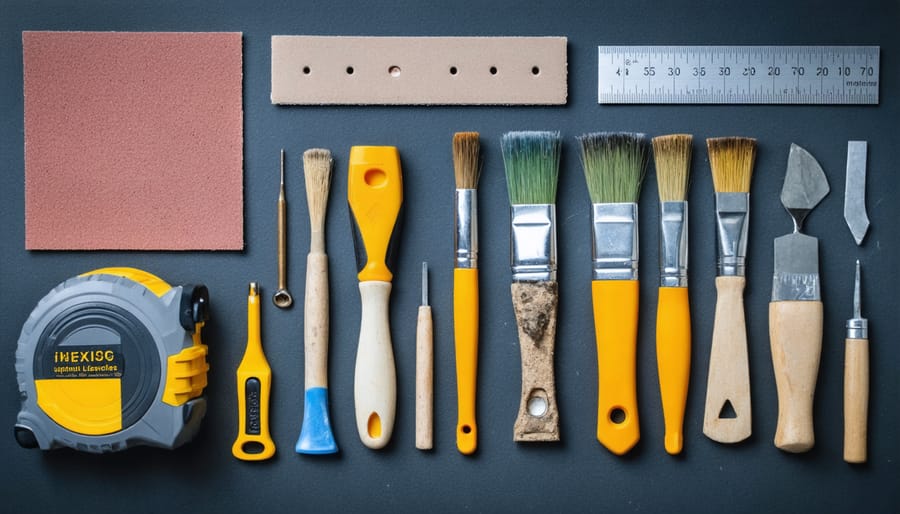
[853,260,862,318]
[280,149,285,185]
[422,262,429,306]
[249,282,259,295]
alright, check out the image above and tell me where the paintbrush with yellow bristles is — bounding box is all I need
[452,131,482,454]
[702,137,757,444]
[652,134,693,455]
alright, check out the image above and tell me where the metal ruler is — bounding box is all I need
[598,46,880,104]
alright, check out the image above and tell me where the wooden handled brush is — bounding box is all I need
[452,131,481,454]
[652,134,692,455]
[703,137,757,444]
[578,132,649,455]
[501,131,561,442]
[296,148,338,455]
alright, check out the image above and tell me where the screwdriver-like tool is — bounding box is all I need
[348,146,403,449]
[233,282,276,460]
[416,262,434,450]
[274,150,293,308]
[844,260,869,463]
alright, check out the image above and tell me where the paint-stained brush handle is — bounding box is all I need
[454,268,479,454]
[593,280,640,455]
[770,300,822,452]
[233,283,276,461]
[511,281,559,442]
[703,276,752,443]
[656,286,691,455]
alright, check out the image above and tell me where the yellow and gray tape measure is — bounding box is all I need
[14,268,210,453]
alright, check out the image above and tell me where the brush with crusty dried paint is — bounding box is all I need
[578,132,649,456]
[652,134,692,455]
[452,131,482,454]
[702,137,757,444]
[296,148,338,455]
[501,130,561,442]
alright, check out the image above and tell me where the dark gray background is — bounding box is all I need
[1,0,897,512]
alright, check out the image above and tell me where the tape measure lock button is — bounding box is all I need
[15,268,210,452]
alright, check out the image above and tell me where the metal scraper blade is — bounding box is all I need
[782,144,829,232]
[844,141,870,245]
[772,232,821,301]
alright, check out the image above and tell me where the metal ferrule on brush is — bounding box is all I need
[591,203,638,281]
[715,192,750,276]
[455,189,478,269]
[659,201,688,287]
[510,204,557,281]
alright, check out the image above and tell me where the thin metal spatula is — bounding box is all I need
[769,144,829,453]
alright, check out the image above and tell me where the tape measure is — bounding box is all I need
[598,46,880,104]
[14,268,210,453]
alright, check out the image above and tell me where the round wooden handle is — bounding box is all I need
[416,305,433,450]
[354,281,396,449]
[304,253,329,389]
[703,276,752,444]
[769,300,823,453]
[844,338,869,463]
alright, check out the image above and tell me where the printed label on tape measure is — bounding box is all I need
[50,346,124,379]
[598,46,880,104]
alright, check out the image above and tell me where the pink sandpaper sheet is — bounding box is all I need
[23,31,244,250]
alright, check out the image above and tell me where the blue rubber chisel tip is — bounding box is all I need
[296,387,338,454]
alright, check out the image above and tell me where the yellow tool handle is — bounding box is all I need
[703,275,752,443]
[656,286,691,455]
[769,300,823,453]
[592,279,640,455]
[232,285,276,461]
[453,267,479,454]
[844,337,869,463]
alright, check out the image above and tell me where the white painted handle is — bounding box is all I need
[354,281,396,449]
[304,252,329,390]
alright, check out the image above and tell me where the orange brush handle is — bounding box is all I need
[454,268,479,454]
[656,286,691,455]
[592,279,640,455]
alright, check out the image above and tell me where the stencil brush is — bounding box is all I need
[578,132,649,455]
[702,137,757,444]
[296,149,338,454]
[652,134,693,455]
[501,130,561,442]
[452,131,482,454]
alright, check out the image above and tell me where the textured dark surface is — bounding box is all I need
[1,0,897,512]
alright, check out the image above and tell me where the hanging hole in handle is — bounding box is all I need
[460,424,472,434]
[346,66,355,75]
[489,66,498,75]
[609,407,626,424]
[717,399,737,419]
[449,66,458,75]
[389,65,401,77]
[241,441,265,454]
[363,168,388,187]
[367,412,382,438]
[531,66,541,75]
[526,388,548,417]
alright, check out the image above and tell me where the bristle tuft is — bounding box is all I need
[652,134,693,202]
[303,148,333,230]
[706,137,756,193]
[453,132,481,189]
[577,132,649,204]
[501,131,561,205]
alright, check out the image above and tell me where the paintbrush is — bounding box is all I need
[296,148,338,454]
[452,131,481,454]
[501,130,561,442]
[652,134,692,455]
[702,136,757,444]
[578,132,649,455]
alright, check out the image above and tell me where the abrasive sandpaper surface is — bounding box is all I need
[23,31,244,250]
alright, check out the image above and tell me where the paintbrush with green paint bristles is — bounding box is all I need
[578,131,649,456]
[501,130,561,442]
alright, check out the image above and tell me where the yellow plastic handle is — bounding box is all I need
[593,280,640,455]
[348,146,403,283]
[656,286,691,455]
[453,268,479,454]
[232,286,276,461]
